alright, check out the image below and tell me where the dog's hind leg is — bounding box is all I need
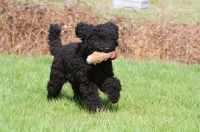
[47,58,65,99]
[101,77,121,103]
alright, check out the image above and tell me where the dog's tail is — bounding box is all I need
[48,24,62,56]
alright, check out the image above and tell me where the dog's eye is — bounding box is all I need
[96,38,101,41]
[101,36,105,39]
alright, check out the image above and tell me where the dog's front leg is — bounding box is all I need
[80,83,103,112]
[101,77,121,103]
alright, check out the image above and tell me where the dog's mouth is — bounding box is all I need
[95,46,116,53]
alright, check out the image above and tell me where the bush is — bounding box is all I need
[0,0,200,64]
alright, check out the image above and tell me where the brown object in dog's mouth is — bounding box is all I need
[110,51,117,60]
[86,51,117,65]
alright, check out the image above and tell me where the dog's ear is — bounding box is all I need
[113,23,119,40]
[107,22,119,40]
[75,22,94,39]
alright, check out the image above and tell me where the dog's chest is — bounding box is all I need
[90,62,112,79]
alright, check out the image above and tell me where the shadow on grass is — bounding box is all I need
[59,92,119,113]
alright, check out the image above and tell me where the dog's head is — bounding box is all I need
[75,22,119,55]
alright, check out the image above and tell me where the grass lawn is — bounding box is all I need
[0,54,199,131]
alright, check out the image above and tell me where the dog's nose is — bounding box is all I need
[105,48,111,51]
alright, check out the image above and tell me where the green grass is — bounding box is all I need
[0,54,200,132]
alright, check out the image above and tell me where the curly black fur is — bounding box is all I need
[47,22,122,112]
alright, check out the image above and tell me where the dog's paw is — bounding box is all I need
[108,92,120,103]
[47,94,59,100]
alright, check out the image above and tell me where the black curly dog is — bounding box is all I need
[47,22,121,112]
